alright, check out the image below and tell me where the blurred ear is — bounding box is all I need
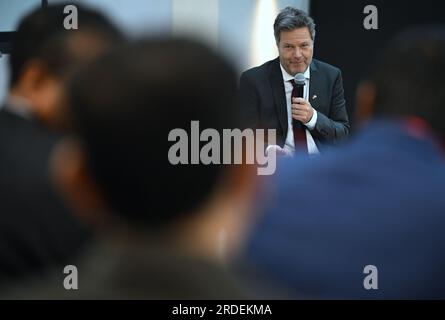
[17,60,47,92]
[17,60,51,103]
[217,162,260,255]
[14,59,64,127]
[355,80,377,125]
[222,162,259,205]
[185,162,260,262]
[50,138,110,229]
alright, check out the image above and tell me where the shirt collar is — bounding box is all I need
[280,62,311,82]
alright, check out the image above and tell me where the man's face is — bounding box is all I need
[277,27,314,76]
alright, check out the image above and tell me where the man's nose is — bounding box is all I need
[294,47,302,58]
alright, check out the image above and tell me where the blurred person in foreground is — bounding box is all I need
[244,26,445,299]
[9,38,260,299]
[0,3,122,287]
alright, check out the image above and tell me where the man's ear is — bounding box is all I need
[222,163,260,221]
[355,80,377,125]
[17,59,50,100]
[14,59,64,127]
[50,138,111,229]
[217,161,258,207]
[210,162,263,260]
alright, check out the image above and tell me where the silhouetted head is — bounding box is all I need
[356,25,445,138]
[55,36,255,228]
[9,2,122,129]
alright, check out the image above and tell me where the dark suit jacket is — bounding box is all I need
[239,57,350,149]
[0,107,89,286]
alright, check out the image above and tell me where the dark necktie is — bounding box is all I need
[289,80,308,153]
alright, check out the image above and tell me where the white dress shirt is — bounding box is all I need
[280,64,320,155]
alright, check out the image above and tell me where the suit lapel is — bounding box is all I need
[309,60,321,112]
[269,58,288,137]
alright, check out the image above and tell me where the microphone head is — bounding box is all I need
[294,73,306,86]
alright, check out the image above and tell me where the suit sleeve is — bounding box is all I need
[239,72,260,129]
[311,70,350,144]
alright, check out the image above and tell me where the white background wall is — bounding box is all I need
[0,0,41,106]
[0,0,310,104]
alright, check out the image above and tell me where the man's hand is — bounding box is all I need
[266,145,293,157]
[292,97,314,124]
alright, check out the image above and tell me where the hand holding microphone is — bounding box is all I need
[291,73,313,125]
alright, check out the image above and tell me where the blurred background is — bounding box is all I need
[0,0,309,105]
[0,0,444,125]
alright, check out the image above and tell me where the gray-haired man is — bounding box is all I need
[239,7,350,154]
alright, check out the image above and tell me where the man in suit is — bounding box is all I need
[7,38,259,299]
[239,7,350,154]
[0,3,122,287]
[244,26,445,299]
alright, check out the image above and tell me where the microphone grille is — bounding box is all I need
[294,73,306,85]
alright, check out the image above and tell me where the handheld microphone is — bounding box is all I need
[293,73,306,98]
[293,73,306,126]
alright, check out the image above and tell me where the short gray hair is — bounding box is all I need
[274,7,316,43]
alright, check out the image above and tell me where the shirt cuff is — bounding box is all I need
[305,109,317,130]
